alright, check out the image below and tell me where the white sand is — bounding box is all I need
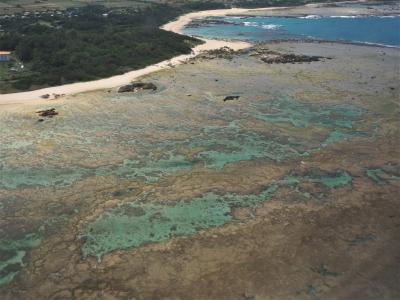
[0,7,280,105]
[162,7,275,33]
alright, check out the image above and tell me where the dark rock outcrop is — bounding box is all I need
[36,108,58,118]
[189,47,236,62]
[223,95,240,102]
[261,53,324,64]
[248,46,330,64]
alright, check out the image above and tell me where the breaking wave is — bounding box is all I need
[297,15,400,19]
[243,21,258,26]
[262,24,283,30]
[243,21,283,30]
[330,15,361,18]
[299,15,321,19]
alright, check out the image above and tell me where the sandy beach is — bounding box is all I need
[0,7,263,105]
[161,7,274,33]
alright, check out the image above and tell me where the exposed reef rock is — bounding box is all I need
[248,45,331,64]
[189,44,330,64]
[194,46,236,61]
[185,19,235,29]
[53,93,65,99]
[118,81,157,93]
[36,108,58,118]
[261,53,325,64]
[40,93,65,100]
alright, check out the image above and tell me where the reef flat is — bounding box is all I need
[0,41,399,299]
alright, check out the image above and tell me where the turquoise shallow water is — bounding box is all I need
[0,96,363,189]
[0,94,366,272]
[183,15,400,47]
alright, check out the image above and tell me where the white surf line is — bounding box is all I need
[1,7,286,105]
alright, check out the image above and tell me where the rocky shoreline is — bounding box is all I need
[1,39,399,299]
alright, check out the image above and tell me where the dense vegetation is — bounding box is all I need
[179,0,337,10]
[0,5,200,91]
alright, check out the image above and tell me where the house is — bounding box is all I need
[0,51,11,62]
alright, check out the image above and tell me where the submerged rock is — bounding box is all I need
[118,81,157,93]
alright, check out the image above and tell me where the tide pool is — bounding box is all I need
[183,15,400,47]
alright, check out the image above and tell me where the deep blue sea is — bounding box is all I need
[182,15,400,47]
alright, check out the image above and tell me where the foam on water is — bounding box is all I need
[262,24,283,30]
[299,15,322,19]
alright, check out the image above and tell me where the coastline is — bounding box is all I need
[0,2,396,105]
[0,8,265,105]
[161,7,276,33]
[1,21,400,300]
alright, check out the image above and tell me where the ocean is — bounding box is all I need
[182,15,400,47]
